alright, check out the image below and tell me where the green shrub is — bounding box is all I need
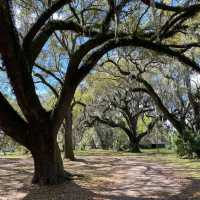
[175,137,192,158]
[175,132,200,158]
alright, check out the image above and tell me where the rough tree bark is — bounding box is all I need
[30,134,65,185]
[26,114,75,185]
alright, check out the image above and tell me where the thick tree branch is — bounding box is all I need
[0,0,47,123]
[133,77,184,134]
[141,0,200,13]
[92,115,131,136]
[23,0,72,50]
[0,92,29,147]
[30,20,98,65]
[76,36,200,86]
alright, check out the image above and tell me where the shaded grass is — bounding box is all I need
[2,148,200,179]
[146,153,200,179]
[75,148,200,179]
[0,152,27,158]
[1,149,200,199]
[74,148,174,156]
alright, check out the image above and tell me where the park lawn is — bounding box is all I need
[1,148,200,199]
[0,152,29,158]
[1,148,200,179]
[75,149,200,179]
[74,148,173,156]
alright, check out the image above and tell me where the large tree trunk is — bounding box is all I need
[30,129,67,185]
[129,137,141,153]
[63,109,75,161]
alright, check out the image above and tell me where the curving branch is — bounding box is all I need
[0,92,29,147]
[76,36,200,85]
[91,115,131,136]
[141,0,200,13]
[0,0,47,123]
[23,0,72,51]
[30,20,98,65]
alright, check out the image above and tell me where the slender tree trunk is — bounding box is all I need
[63,108,75,161]
[30,127,68,185]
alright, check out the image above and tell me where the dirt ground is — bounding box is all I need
[0,155,200,200]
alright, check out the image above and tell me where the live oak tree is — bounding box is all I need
[109,49,200,157]
[1,0,200,185]
[158,68,200,157]
[136,68,200,157]
[85,85,157,152]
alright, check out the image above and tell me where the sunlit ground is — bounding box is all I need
[0,149,200,200]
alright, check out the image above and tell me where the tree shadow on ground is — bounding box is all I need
[1,157,200,199]
[21,178,200,200]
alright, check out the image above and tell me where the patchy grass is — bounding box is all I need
[75,149,134,156]
[75,149,200,179]
[0,152,29,158]
[1,149,200,199]
[2,148,200,179]
[145,152,200,179]
[74,148,173,156]
[2,148,200,177]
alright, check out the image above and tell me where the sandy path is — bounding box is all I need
[0,156,199,200]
